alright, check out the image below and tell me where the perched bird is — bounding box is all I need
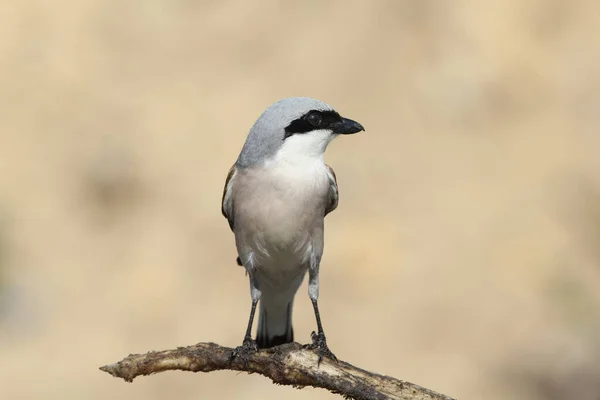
[221,97,364,360]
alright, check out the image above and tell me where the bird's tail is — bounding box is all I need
[256,296,294,348]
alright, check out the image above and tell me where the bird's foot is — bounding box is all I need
[306,331,338,366]
[229,336,258,366]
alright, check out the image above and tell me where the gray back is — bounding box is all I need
[236,97,333,168]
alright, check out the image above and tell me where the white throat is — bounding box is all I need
[271,129,335,166]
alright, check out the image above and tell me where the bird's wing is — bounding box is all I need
[325,164,339,216]
[221,164,237,230]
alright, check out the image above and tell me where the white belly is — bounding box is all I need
[233,160,329,285]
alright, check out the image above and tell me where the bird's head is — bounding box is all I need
[236,97,364,168]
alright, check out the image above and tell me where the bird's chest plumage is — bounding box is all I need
[234,160,329,273]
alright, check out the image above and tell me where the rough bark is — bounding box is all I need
[100,342,456,400]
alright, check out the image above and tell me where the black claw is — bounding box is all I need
[306,331,337,366]
[229,337,258,366]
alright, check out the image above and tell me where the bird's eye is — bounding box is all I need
[307,113,322,127]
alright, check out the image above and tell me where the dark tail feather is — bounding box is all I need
[256,300,294,348]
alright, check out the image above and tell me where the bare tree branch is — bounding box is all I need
[100,342,456,400]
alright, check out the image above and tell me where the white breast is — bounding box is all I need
[234,129,334,276]
[235,157,329,269]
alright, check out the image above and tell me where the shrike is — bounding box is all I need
[221,97,364,361]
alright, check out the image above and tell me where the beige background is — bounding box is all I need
[1,1,600,399]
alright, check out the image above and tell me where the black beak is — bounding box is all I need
[330,118,365,135]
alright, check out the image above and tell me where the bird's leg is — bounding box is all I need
[230,299,258,362]
[306,266,337,365]
[230,271,260,364]
[242,298,259,346]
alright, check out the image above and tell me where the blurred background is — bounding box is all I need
[1,1,600,399]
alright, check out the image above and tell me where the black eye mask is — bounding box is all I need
[283,110,343,139]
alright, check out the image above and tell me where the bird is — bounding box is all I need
[221,97,364,361]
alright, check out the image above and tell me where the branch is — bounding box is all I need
[100,342,455,400]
